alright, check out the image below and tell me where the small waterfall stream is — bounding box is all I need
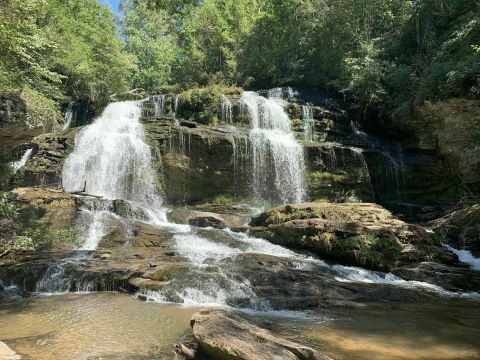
[151,94,167,117]
[241,91,306,205]
[221,95,233,124]
[63,102,74,130]
[10,148,33,174]
[302,104,315,142]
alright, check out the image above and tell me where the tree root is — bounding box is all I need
[174,343,196,359]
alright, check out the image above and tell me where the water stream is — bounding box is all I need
[240,91,306,205]
[63,102,74,130]
[10,148,33,174]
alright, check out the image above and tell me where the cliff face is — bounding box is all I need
[5,88,475,220]
[412,99,480,192]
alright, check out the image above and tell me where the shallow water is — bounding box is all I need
[274,301,480,360]
[1,293,479,360]
[0,293,195,359]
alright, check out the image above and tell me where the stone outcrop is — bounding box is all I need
[167,208,249,229]
[19,130,77,188]
[143,113,249,204]
[190,310,332,360]
[249,202,452,271]
[430,204,480,256]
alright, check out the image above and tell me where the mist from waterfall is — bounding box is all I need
[241,91,306,205]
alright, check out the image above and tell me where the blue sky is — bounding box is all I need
[99,0,121,14]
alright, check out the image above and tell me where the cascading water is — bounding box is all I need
[62,101,165,224]
[37,101,167,294]
[444,245,480,271]
[302,104,315,142]
[10,148,33,174]
[221,95,233,124]
[240,91,306,205]
[63,102,74,130]
[151,95,166,117]
[351,121,405,198]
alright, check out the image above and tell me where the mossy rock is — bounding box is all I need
[250,202,435,271]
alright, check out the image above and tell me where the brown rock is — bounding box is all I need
[191,310,332,360]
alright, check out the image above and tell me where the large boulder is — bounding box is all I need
[191,310,332,360]
[249,202,450,271]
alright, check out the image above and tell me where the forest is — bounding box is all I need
[2,0,478,116]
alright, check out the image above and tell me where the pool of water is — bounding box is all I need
[0,293,195,359]
[1,293,479,360]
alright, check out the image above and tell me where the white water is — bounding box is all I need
[151,95,167,117]
[302,104,315,142]
[241,91,306,205]
[34,97,480,307]
[445,245,480,271]
[62,101,165,224]
[63,102,74,130]
[10,148,33,174]
[221,95,233,124]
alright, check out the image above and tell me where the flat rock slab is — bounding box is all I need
[0,341,21,360]
[191,310,332,360]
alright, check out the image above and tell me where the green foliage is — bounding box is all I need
[0,193,18,219]
[0,0,62,97]
[121,0,177,92]
[0,151,13,191]
[20,88,62,130]
[46,0,135,108]
[1,0,134,118]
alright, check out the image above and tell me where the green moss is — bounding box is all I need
[178,85,242,125]
[264,205,356,225]
[285,103,301,118]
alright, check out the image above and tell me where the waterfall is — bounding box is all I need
[62,101,166,226]
[221,95,233,124]
[151,95,166,117]
[351,121,405,198]
[444,245,480,271]
[267,87,296,100]
[302,104,315,142]
[240,91,306,205]
[63,102,74,130]
[10,148,33,174]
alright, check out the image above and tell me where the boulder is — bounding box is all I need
[191,310,332,360]
[249,202,440,271]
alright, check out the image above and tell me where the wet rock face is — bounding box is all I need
[304,144,373,203]
[190,310,332,360]
[250,202,444,271]
[0,93,27,125]
[143,116,249,204]
[18,130,77,188]
[413,99,480,193]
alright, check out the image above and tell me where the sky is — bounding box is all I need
[99,0,121,14]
